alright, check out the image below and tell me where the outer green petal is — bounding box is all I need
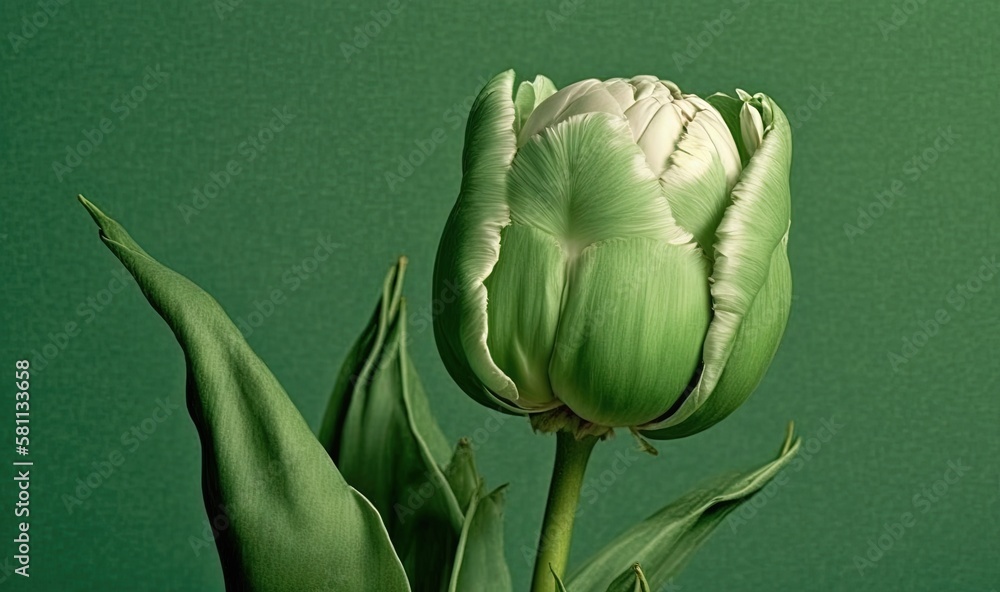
[433,70,524,413]
[483,223,566,408]
[507,113,693,255]
[79,196,410,592]
[646,94,791,433]
[514,75,558,135]
[643,241,790,439]
[549,238,710,427]
[658,114,732,258]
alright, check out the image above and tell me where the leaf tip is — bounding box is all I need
[77,194,105,226]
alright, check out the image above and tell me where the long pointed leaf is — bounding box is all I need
[79,195,410,592]
[568,424,800,591]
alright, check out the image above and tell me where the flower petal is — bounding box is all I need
[644,94,792,433]
[549,237,710,427]
[740,101,764,157]
[482,223,567,409]
[507,112,692,256]
[433,70,524,413]
[658,116,731,256]
[514,75,558,136]
[517,78,603,145]
[634,100,685,177]
[642,240,791,439]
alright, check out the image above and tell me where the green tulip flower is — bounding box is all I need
[433,70,792,440]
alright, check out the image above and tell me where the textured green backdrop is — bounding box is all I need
[1,0,998,590]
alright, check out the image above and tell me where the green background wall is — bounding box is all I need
[2,0,998,590]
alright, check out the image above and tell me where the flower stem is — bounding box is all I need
[530,430,598,592]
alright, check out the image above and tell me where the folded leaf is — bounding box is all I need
[567,424,800,591]
[78,196,410,592]
[444,438,485,514]
[606,564,650,592]
[448,485,513,592]
[321,258,506,591]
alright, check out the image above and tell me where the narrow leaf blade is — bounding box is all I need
[449,485,514,592]
[568,425,800,591]
[78,196,409,592]
[605,563,651,592]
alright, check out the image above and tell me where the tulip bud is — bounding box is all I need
[433,71,793,439]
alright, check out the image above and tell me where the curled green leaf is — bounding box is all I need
[567,423,800,591]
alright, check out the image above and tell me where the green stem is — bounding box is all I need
[530,430,598,592]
